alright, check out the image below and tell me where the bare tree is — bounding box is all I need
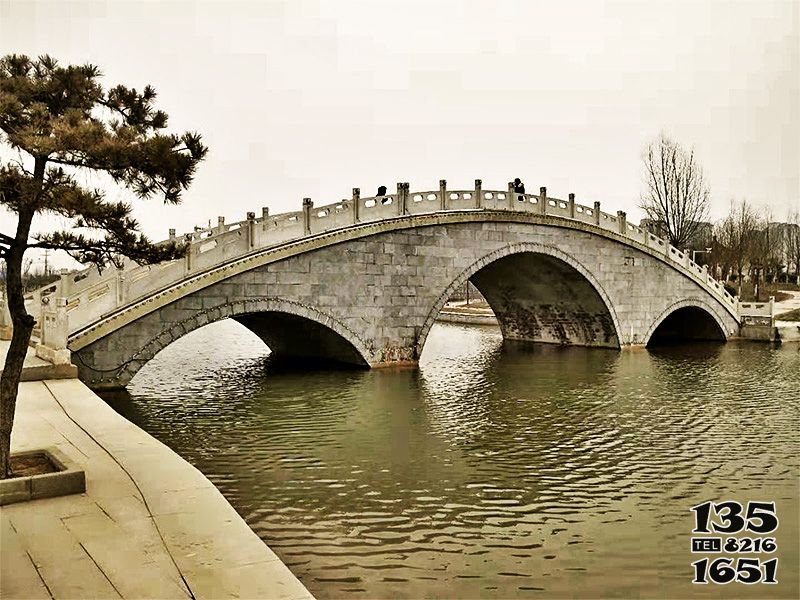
[640,134,710,247]
[749,211,782,300]
[786,211,800,283]
[715,199,761,296]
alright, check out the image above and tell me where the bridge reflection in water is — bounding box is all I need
[102,319,800,600]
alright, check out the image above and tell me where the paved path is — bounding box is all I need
[1,346,312,599]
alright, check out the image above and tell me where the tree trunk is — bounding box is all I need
[755,269,761,302]
[0,207,36,479]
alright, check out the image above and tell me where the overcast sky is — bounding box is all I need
[1,0,798,269]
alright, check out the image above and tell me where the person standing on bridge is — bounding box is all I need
[377,185,391,205]
[513,178,525,195]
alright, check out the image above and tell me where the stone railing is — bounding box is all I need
[23,179,740,338]
[2,291,71,364]
[739,297,775,326]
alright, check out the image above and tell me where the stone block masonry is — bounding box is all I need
[72,218,739,389]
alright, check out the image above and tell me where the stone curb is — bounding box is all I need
[0,446,86,505]
[437,310,499,326]
[19,362,78,381]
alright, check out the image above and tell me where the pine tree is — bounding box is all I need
[0,54,207,478]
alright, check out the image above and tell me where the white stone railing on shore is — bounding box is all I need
[739,297,776,328]
[23,179,742,339]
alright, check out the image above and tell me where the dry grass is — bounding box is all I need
[776,308,800,322]
[737,281,796,302]
[10,453,57,477]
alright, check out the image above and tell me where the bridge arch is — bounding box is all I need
[643,299,729,346]
[417,242,623,356]
[77,297,372,388]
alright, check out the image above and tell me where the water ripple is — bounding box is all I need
[102,320,800,599]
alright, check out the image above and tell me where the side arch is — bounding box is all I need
[77,297,372,387]
[643,298,730,346]
[416,242,623,356]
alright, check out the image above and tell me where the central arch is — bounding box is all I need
[418,242,623,356]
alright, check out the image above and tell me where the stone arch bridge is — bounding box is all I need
[25,179,744,389]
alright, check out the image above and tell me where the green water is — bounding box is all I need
[103,321,799,599]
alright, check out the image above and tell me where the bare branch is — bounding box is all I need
[639,134,710,247]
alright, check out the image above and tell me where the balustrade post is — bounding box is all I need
[593,201,601,225]
[262,206,269,219]
[247,211,256,249]
[507,182,515,209]
[439,179,447,210]
[474,179,482,209]
[41,297,69,352]
[352,188,360,223]
[539,187,547,215]
[0,290,11,340]
[302,198,313,235]
[617,210,627,235]
[568,193,576,218]
[217,216,225,235]
[116,267,126,305]
[58,269,69,297]
[396,182,405,216]
[185,235,194,271]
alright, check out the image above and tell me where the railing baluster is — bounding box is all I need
[352,188,360,223]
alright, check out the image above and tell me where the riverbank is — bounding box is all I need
[439,294,800,342]
[436,300,498,325]
[0,345,312,599]
[775,290,800,342]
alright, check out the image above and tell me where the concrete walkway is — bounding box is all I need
[0,346,312,599]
